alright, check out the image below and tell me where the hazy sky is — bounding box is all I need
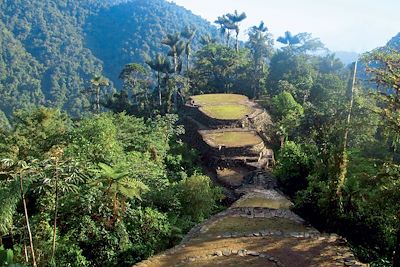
[169,0,400,53]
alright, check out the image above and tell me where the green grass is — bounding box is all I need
[200,105,253,120]
[191,94,248,105]
[205,131,262,147]
[232,197,293,209]
[206,217,307,234]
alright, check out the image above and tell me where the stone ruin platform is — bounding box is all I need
[185,94,272,130]
[133,94,367,267]
[183,94,274,173]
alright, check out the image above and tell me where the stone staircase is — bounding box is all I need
[133,94,367,267]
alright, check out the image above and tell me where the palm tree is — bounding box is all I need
[162,32,185,74]
[94,163,148,220]
[89,75,110,114]
[214,15,236,46]
[226,10,247,52]
[181,26,197,74]
[247,21,274,98]
[146,54,172,107]
[162,32,187,111]
[214,15,229,44]
[0,159,38,267]
[277,31,301,47]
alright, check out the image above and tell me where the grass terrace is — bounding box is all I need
[205,217,307,234]
[232,197,293,210]
[191,94,248,106]
[200,104,253,120]
[203,131,262,148]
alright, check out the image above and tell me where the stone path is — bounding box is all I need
[133,94,367,266]
[134,175,367,267]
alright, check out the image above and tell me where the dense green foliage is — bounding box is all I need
[268,43,400,266]
[0,109,222,266]
[1,1,400,265]
[0,0,218,115]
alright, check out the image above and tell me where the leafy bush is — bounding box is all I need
[274,141,315,196]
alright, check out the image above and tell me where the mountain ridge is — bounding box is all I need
[0,0,219,115]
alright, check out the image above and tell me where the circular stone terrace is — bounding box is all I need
[190,94,256,121]
[200,130,264,148]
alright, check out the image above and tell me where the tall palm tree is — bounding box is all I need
[226,10,247,52]
[146,54,171,107]
[214,15,235,46]
[181,26,197,74]
[250,21,268,38]
[89,75,110,114]
[162,32,186,111]
[162,32,185,74]
[247,21,274,98]
[277,31,301,47]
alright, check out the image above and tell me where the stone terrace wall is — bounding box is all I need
[183,104,245,129]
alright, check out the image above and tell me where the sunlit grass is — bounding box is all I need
[204,131,262,147]
[191,94,248,105]
[200,104,253,120]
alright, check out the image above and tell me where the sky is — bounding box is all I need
[169,0,400,53]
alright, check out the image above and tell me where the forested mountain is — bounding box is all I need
[386,32,400,50]
[0,0,219,115]
[334,51,359,65]
[0,1,399,265]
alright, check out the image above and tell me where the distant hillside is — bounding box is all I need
[334,51,359,65]
[386,32,400,50]
[0,0,219,115]
[357,32,400,88]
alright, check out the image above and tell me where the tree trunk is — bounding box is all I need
[186,54,190,74]
[96,87,100,114]
[158,72,162,107]
[19,175,37,267]
[24,242,29,263]
[51,161,59,261]
[235,31,239,52]
[173,53,178,111]
[253,64,259,99]
[394,225,400,267]
[337,60,358,197]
